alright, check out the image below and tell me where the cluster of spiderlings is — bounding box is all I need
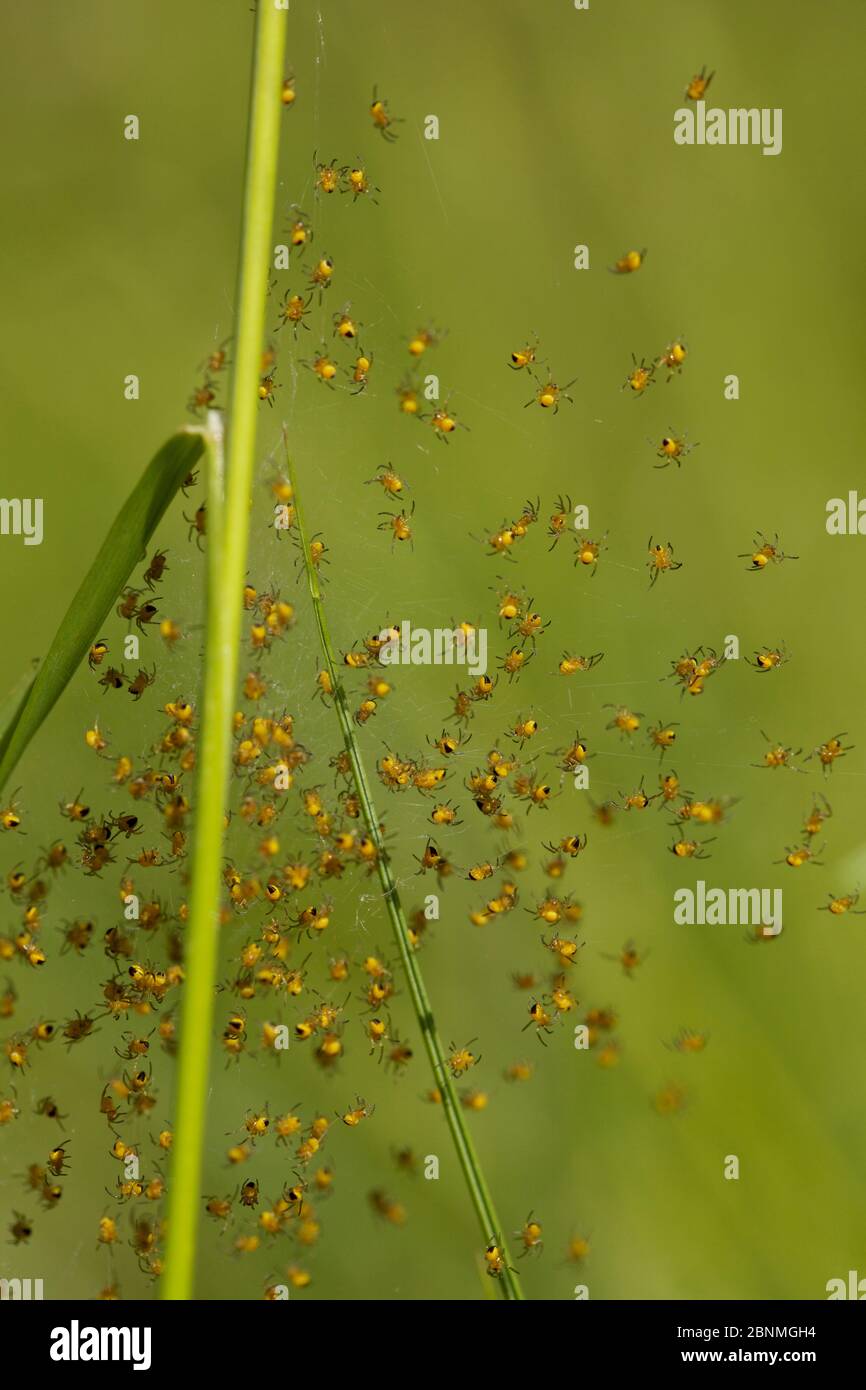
[0,520,433,1292]
[267,92,468,449]
[3,58,862,1297]
[0,510,211,1291]
[299,194,859,1222]
[250,87,440,428]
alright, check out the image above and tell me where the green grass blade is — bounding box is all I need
[161,410,231,1302]
[161,0,287,1300]
[284,434,526,1302]
[0,427,209,795]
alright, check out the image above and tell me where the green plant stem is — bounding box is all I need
[161,413,226,1301]
[162,0,287,1299]
[284,436,525,1301]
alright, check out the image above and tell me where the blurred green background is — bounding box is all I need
[2,0,866,1301]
